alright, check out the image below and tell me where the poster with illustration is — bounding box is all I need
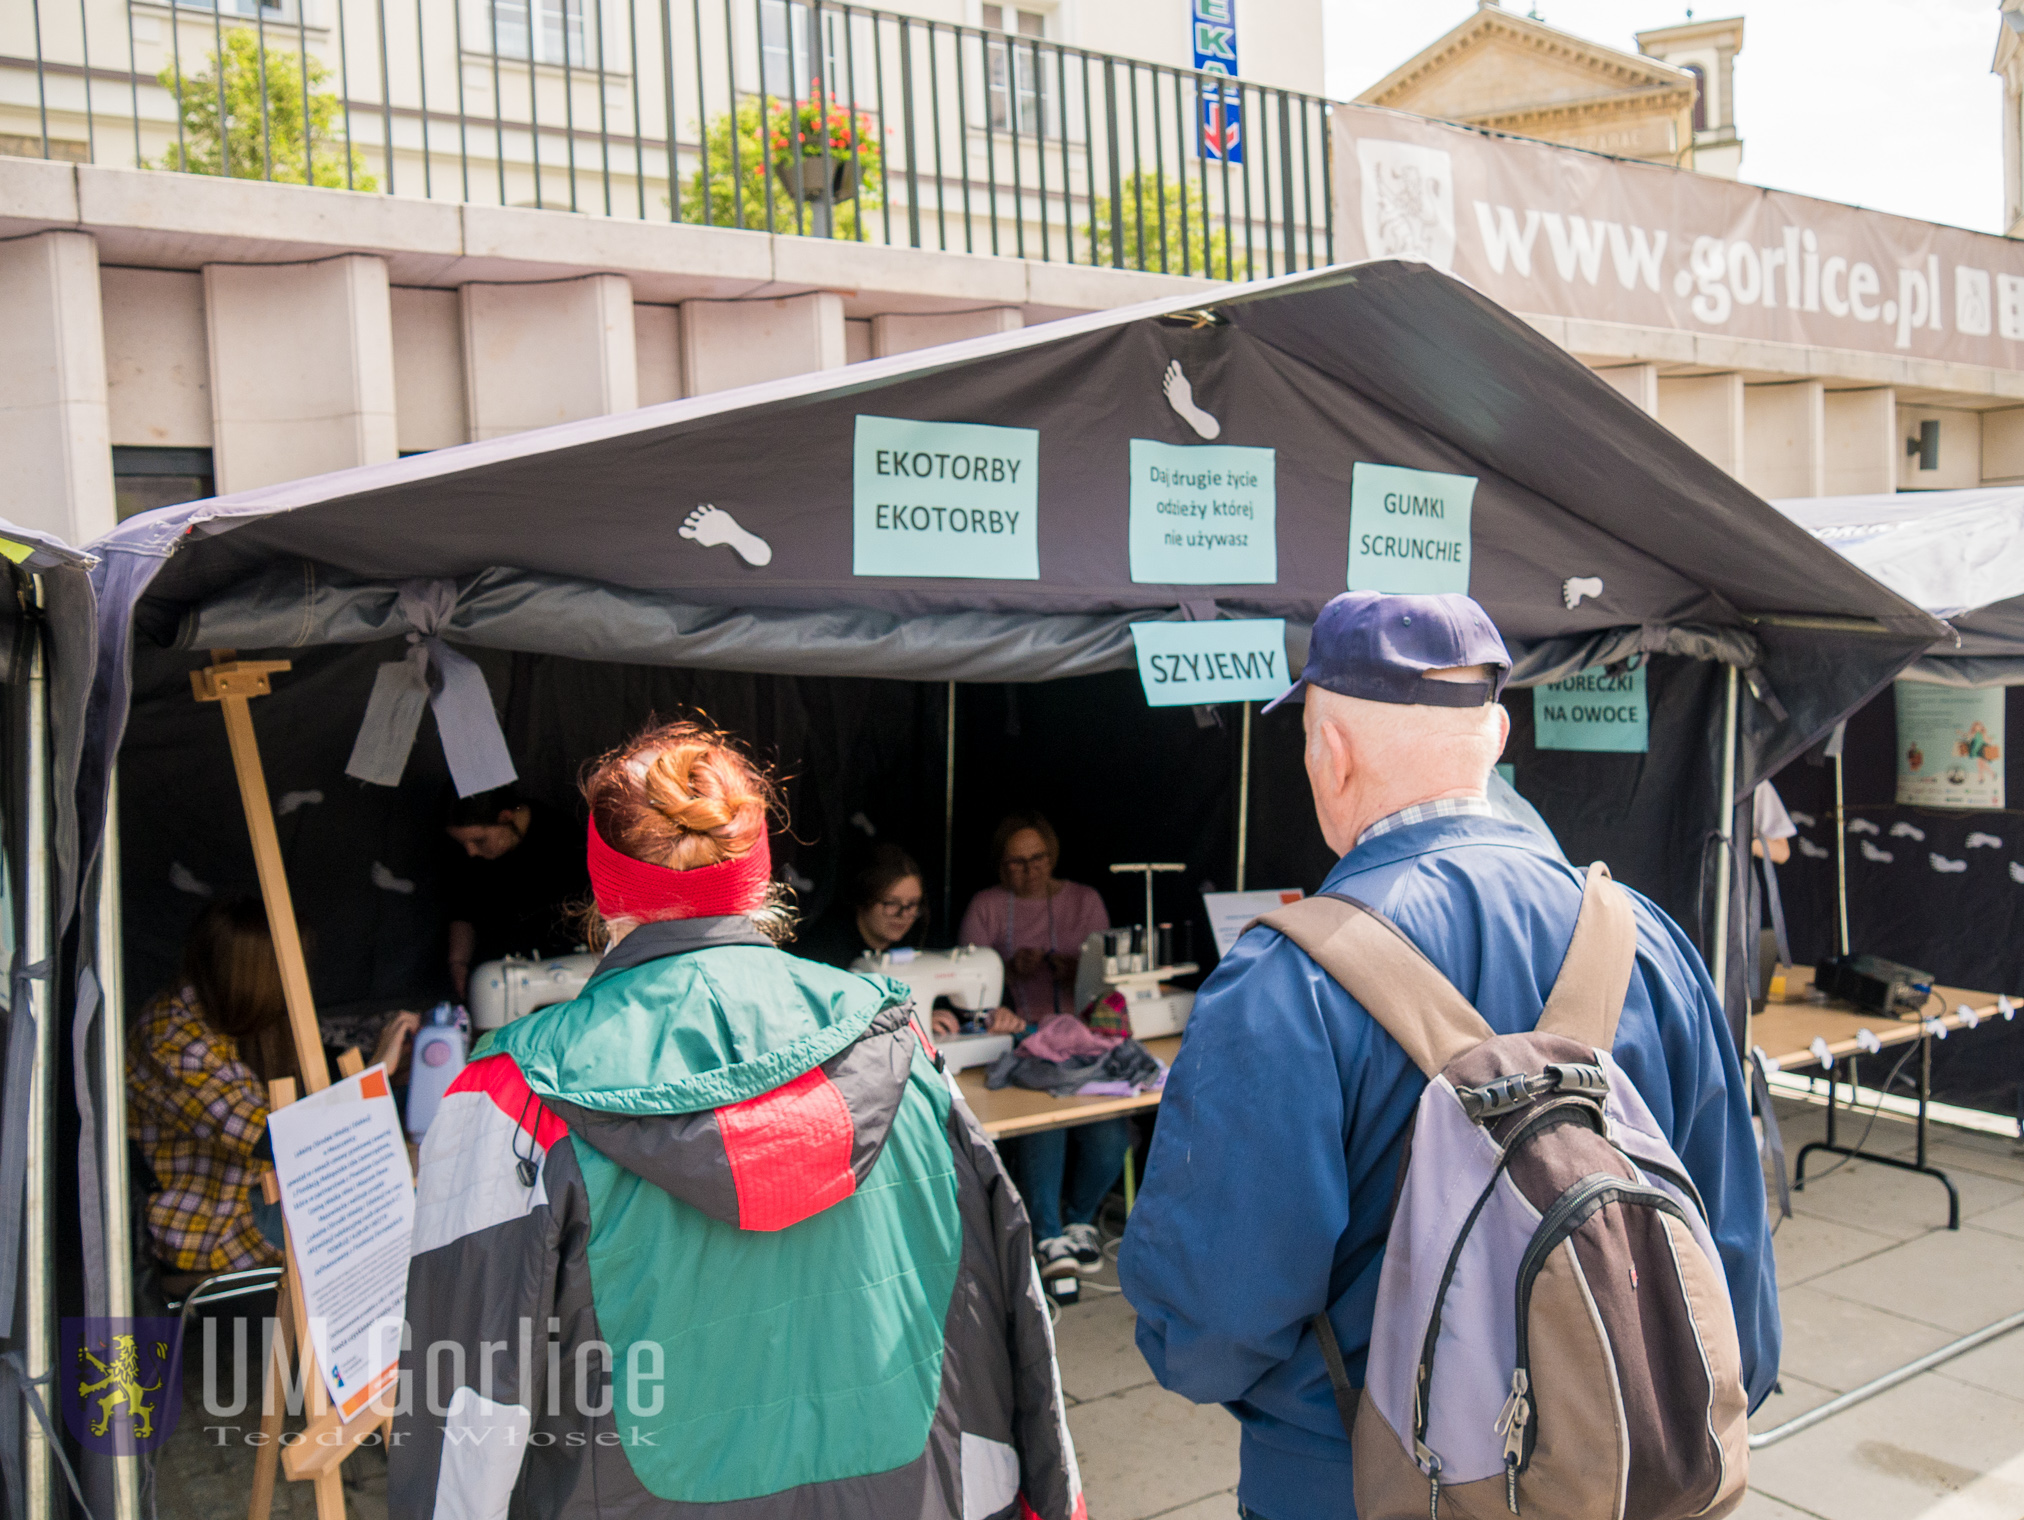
[1894,682,2004,810]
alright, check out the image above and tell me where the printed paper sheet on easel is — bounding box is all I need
[269,1065,415,1419]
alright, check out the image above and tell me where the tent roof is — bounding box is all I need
[99,260,1936,647]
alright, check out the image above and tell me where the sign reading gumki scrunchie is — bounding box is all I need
[1347,462,1475,595]
[853,416,1039,579]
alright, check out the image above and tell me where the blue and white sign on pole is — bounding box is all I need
[1192,0,1242,164]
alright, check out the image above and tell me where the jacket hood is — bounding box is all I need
[483,919,922,1232]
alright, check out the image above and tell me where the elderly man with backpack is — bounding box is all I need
[1120,590,1778,1520]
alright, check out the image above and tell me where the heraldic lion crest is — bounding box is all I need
[76,1333,164,1440]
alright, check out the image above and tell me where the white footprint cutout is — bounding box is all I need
[1162,360,1221,440]
[1889,821,1926,841]
[1859,839,1894,863]
[1797,838,1830,859]
[1967,831,2004,849]
[1929,853,1968,874]
[680,504,773,567]
[1562,576,1603,610]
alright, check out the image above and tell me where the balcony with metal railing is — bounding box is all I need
[5,0,1336,279]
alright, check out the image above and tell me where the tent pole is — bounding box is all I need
[97,768,142,1520]
[943,681,956,932]
[1833,749,1851,955]
[22,603,51,1520]
[1236,701,1252,891]
[1709,664,1740,1012]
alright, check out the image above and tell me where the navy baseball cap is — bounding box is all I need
[1263,590,1510,713]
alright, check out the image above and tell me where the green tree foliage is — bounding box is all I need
[154,30,375,189]
[1086,170,1246,279]
[679,92,883,237]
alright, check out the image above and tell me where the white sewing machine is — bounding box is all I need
[852,945,1012,1071]
[467,951,601,1031]
[1072,926,1197,1039]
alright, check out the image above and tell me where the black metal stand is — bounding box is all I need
[1793,1038,1961,1230]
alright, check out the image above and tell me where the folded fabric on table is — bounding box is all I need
[984,1036,1163,1096]
[1018,1011,1122,1063]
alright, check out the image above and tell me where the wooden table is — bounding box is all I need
[1753,969,2018,1230]
[957,1035,1182,1139]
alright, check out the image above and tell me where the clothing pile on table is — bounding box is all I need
[983,1010,1167,1097]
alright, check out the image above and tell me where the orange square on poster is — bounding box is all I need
[360,1068,389,1101]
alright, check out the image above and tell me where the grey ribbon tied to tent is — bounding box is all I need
[345,579,518,798]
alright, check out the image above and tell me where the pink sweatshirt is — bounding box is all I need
[956,881,1110,1023]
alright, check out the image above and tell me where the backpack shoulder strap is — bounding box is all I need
[1256,895,1493,1079]
[1535,862,1638,1051]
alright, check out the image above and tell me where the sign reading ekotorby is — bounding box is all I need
[1347,463,1475,594]
[1533,665,1649,753]
[853,416,1039,579]
[1128,440,1276,584]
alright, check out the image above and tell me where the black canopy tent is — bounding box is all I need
[64,266,1943,1491]
[75,260,1941,1020]
[0,523,105,1520]
[1766,489,2024,1117]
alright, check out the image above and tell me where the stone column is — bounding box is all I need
[1657,372,1744,478]
[461,273,639,440]
[681,292,846,395]
[1592,362,1659,417]
[390,286,468,453]
[1823,388,1899,495]
[1743,379,1825,499]
[204,254,398,493]
[871,307,1024,358]
[0,230,116,542]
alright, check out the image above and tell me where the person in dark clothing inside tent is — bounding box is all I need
[792,842,930,974]
[443,787,592,999]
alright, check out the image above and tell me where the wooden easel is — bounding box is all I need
[193,654,398,1520]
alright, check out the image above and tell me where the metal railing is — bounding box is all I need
[5,0,1335,278]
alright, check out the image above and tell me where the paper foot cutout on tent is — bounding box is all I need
[1162,361,1221,440]
[681,505,773,566]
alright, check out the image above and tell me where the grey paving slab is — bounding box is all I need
[1767,1212,1902,1288]
[1145,1492,1239,1520]
[1067,1382,1241,1520]
[1804,1225,2024,1335]
[1747,1373,2024,1520]
[1730,1490,1830,1520]
[1056,1289,1158,1404]
[1787,1152,2023,1238]
[1772,1284,1957,1392]
[1750,1370,1840,1431]
[1934,1324,2024,1402]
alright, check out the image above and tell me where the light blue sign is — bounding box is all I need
[853,416,1039,579]
[1130,619,1288,707]
[1533,666,1648,753]
[1347,462,1476,594]
[1129,440,1276,585]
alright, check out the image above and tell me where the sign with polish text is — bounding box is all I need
[1533,665,1648,753]
[1129,440,1276,584]
[1192,0,1241,163]
[1130,619,1287,707]
[1347,463,1475,595]
[853,416,1039,579]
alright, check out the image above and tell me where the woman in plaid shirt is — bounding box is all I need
[127,901,415,1273]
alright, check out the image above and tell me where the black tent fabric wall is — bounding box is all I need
[1769,689,2024,1115]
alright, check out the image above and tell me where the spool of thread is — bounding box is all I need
[1809,1036,1833,1070]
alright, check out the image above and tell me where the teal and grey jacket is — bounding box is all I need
[391,916,1086,1520]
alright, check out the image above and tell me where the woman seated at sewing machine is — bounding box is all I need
[957,812,1125,1282]
[127,900,416,1274]
[793,843,930,975]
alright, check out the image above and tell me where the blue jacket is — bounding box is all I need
[1118,815,1779,1520]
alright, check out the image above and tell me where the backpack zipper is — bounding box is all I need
[1409,1096,1605,1468]
[1502,1173,1689,1492]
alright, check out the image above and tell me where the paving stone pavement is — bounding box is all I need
[141,1098,2023,1520]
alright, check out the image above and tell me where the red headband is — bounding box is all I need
[586,816,773,922]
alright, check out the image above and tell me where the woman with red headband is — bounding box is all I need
[394,720,1084,1520]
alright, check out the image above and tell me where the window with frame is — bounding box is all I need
[982,4,1053,137]
[490,0,594,68]
[761,1,873,103]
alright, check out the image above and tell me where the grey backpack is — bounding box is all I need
[1261,863,1748,1520]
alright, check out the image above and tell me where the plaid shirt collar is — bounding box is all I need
[1357,796,1498,847]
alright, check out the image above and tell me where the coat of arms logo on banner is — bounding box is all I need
[1355,138,1457,271]
[62,1317,182,1454]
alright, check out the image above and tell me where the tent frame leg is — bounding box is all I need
[1235,700,1251,892]
[1709,665,1740,1005]
[1793,1044,1961,1229]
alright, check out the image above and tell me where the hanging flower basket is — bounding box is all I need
[768,86,875,203]
[774,153,860,203]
